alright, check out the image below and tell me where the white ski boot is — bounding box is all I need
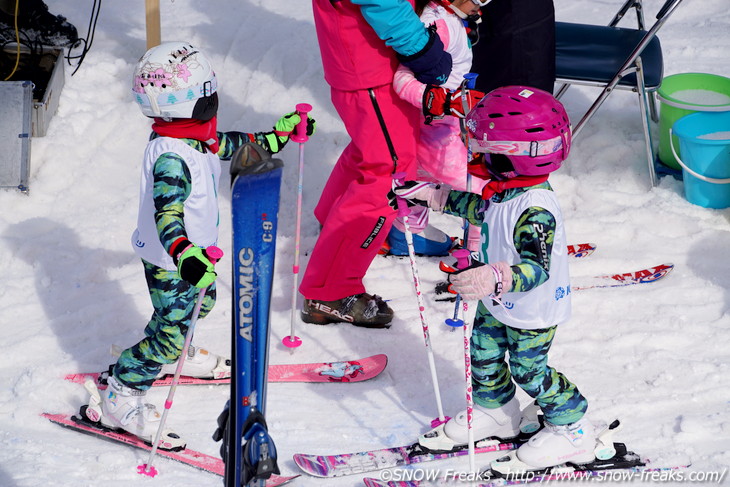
[82,376,186,450]
[516,416,597,468]
[157,345,230,379]
[419,396,522,451]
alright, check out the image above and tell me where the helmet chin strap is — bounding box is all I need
[448,3,469,19]
[143,84,163,118]
[435,0,469,19]
[560,131,570,160]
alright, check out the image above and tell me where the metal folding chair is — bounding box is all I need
[554,0,685,187]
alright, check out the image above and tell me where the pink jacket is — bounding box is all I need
[312,0,418,91]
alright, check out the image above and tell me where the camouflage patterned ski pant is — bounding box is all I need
[113,260,216,390]
[471,304,587,425]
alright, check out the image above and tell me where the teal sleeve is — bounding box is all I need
[509,207,556,292]
[352,0,429,56]
[443,190,488,226]
[216,130,288,160]
[152,153,192,253]
[216,131,250,160]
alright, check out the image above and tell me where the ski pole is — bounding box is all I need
[459,74,478,252]
[451,249,477,473]
[368,87,448,427]
[448,73,479,329]
[283,103,312,350]
[462,299,477,474]
[138,245,224,477]
[393,173,448,426]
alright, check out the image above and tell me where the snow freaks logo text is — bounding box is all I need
[237,247,254,342]
[378,467,727,485]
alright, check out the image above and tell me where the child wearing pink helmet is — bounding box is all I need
[391,86,601,470]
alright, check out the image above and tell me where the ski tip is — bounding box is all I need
[567,242,597,258]
[41,412,62,422]
[372,353,388,365]
[368,354,389,376]
[292,453,328,477]
[270,474,301,486]
[348,354,388,374]
[625,262,675,283]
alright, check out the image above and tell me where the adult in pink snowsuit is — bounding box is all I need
[301,0,452,328]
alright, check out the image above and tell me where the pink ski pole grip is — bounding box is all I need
[452,249,471,270]
[205,246,224,265]
[291,103,312,143]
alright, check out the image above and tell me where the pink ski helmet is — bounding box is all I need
[465,86,572,177]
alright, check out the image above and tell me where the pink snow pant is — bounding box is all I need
[394,116,486,250]
[299,84,420,301]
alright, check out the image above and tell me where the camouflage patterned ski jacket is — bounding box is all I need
[443,182,558,294]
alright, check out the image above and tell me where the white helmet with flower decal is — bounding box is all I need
[132,42,218,120]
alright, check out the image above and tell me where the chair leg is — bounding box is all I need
[649,91,659,123]
[609,0,646,30]
[635,57,658,187]
[554,83,570,100]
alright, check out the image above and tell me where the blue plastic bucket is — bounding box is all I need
[670,111,730,209]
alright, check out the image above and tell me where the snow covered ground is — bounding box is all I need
[0,0,729,486]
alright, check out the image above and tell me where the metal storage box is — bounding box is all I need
[31,48,65,138]
[1,47,65,192]
[0,81,32,192]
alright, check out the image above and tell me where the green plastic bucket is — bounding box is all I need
[657,73,730,170]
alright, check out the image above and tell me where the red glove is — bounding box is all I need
[422,85,485,121]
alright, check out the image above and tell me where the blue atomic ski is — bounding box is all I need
[217,142,284,487]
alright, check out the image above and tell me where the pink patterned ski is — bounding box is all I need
[41,413,299,485]
[293,438,522,478]
[64,353,388,388]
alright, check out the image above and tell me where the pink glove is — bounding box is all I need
[449,261,512,301]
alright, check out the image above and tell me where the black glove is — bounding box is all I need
[169,238,217,288]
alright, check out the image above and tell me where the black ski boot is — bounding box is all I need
[302,293,393,328]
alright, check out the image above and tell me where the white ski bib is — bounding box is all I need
[131,137,220,270]
[481,189,571,330]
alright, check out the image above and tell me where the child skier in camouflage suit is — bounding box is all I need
[391,87,599,470]
[81,42,313,448]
